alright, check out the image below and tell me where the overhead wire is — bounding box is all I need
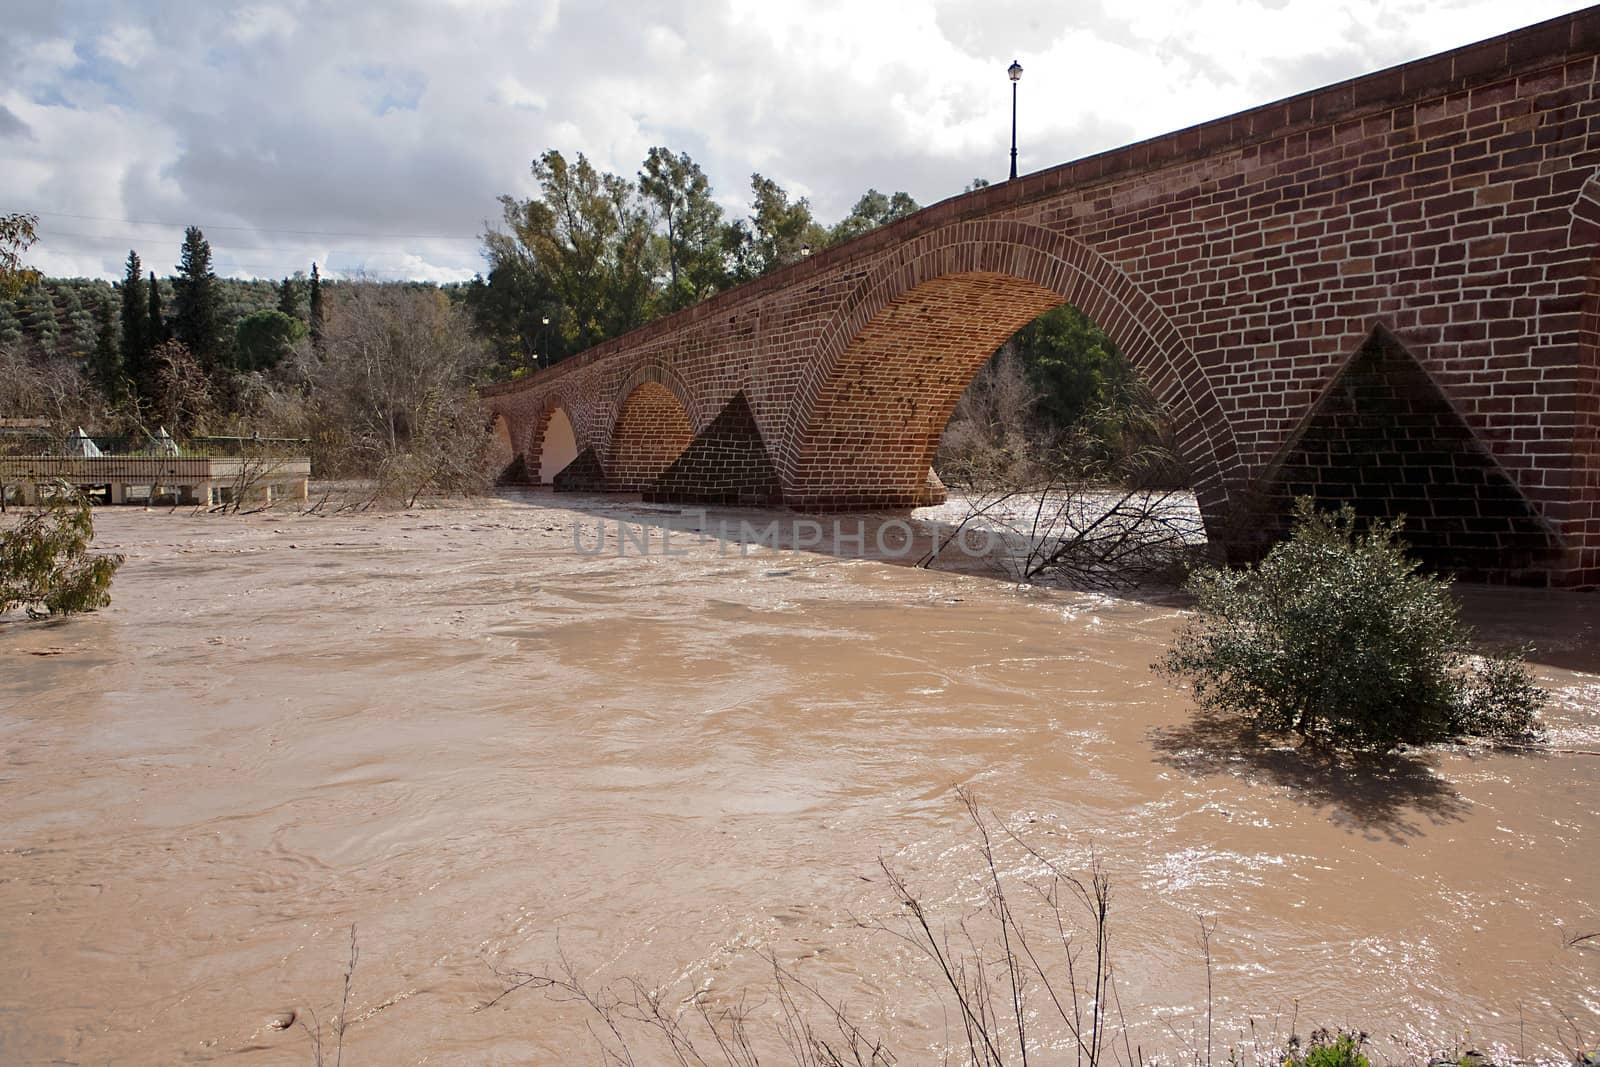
[24,209,484,242]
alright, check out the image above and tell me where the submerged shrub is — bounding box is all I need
[1157,498,1544,751]
[0,487,124,619]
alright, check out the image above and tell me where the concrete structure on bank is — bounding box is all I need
[485,11,1600,586]
[0,456,311,508]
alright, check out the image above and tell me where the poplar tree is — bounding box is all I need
[172,226,224,371]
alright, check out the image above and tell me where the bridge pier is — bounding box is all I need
[641,393,783,507]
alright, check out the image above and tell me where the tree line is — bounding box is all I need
[2,155,1149,480]
[467,146,930,375]
[0,219,494,506]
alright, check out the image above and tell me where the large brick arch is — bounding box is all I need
[781,221,1241,531]
[607,373,696,491]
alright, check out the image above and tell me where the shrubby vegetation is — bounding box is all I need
[273,285,492,504]
[1283,1030,1371,1067]
[931,329,1198,589]
[0,488,123,619]
[1158,499,1545,751]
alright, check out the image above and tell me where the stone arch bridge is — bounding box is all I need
[485,10,1600,587]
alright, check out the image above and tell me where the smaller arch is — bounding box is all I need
[609,382,694,491]
[536,406,580,484]
[610,360,701,430]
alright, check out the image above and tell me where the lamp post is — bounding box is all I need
[1008,59,1023,180]
[539,315,551,369]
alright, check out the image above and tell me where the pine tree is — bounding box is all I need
[308,262,325,353]
[172,227,224,371]
[90,297,123,400]
[276,275,301,320]
[147,271,166,345]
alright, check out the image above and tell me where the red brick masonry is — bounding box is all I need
[485,10,1600,586]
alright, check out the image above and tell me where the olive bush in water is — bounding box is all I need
[0,489,123,619]
[1158,499,1544,751]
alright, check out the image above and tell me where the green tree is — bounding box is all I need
[172,226,225,371]
[1157,499,1546,751]
[0,488,123,619]
[461,261,560,374]
[1010,304,1134,431]
[491,149,657,351]
[147,270,167,345]
[56,285,97,359]
[90,297,123,400]
[120,254,150,400]
[277,275,302,320]
[639,147,729,310]
[308,262,326,353]
[234,308,306,372]
[17,281,60,353]
[827,188,919,245]
[747,173,826,275]
[0,213,40,298]
[0,296,22,348]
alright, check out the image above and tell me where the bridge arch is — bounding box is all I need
[780,220,1242,535]
[530,404,580,484]
[607,364,696,491]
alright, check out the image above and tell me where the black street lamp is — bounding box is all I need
[1008,59,1023,180]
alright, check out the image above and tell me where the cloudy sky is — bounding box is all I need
[2,0,1587,284]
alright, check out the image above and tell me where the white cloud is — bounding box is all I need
[0,0,1587,282]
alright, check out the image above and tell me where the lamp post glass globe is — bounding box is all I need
[1008,60,1023,180]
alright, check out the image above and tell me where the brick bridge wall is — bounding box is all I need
[485,10,1600,586]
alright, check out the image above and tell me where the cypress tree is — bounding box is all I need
[277,275,301,320]
[90,297,123,400]
[308,262,325,353]
[147,271,166,345]
[119,251,148,395]
[172,226,224,371]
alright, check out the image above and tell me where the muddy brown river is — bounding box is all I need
[1,493,1596,1064]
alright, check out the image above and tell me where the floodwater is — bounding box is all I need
[0,492,1596,1065]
